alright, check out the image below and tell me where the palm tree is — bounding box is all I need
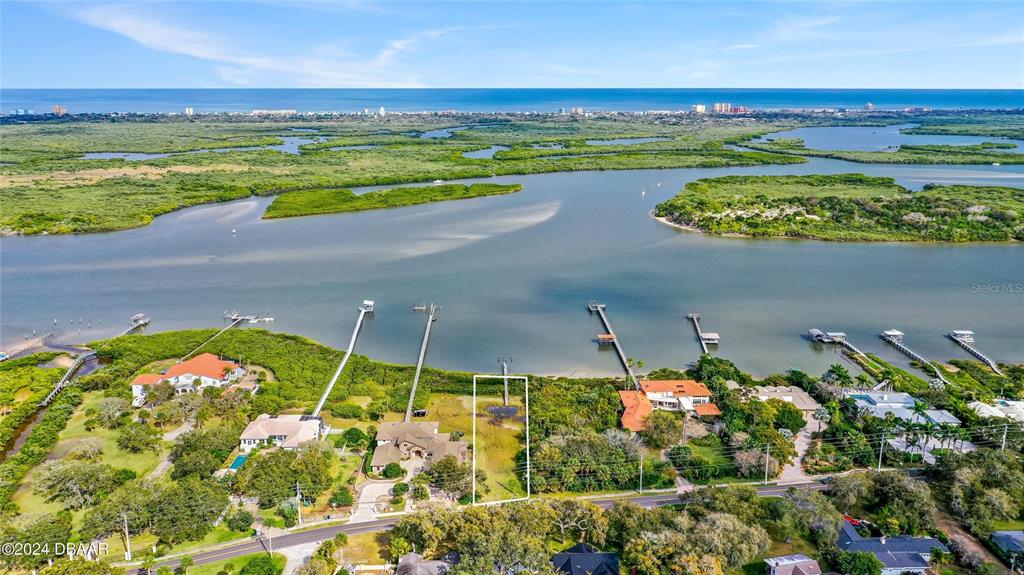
[813,407,831,433]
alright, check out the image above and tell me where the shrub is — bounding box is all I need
[392,483,409,496]
[329,488,354,507]
[382,463,404,479]
[226,509,254,532]
[239,555,279,575]
[412,484,429,501]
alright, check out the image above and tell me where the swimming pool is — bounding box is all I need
[229,454,249,470]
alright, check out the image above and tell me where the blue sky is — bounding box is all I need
[2,1,1022,89]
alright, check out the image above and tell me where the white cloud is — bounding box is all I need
[768,15,840,41]
[68,3,464,87]
[721,43,761,51]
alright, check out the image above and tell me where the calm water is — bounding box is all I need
[757,124,1024,153]
[3,88,1022,114]
[3,151,1022,379]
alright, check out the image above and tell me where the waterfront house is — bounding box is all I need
[238,414,329,452]
[837,520,946,575]
[618,390,653,432]
[764,554,821,575]
[844,391,959,426]
[617,380,721,431]
[552,543,619,575]
[750,386,821,414]
[639,379,721,415]
[369,421,468,473]
[130,353,245,407]
[969,400,1024,422]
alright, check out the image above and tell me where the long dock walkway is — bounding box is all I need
[879,330,951,386]
[687,314,708,354]
[589,302,637,388]
[405,304,438,422]
[809,329,867,358]
[39,350,96,407]
[181,316,248,361]
[313,301,374,417]
[947,331,1003,376]
[687,313,720,356]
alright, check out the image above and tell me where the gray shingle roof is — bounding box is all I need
[838,521,947,566]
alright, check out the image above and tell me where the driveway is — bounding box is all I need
[348,481,396,524]
[779,425,813,484]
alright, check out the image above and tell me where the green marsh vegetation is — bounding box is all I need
[654,174,1024,241]
[743,137,1024,164]
[264,183,524,218]
[0,116,807,234]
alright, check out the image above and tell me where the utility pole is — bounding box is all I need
[121,513,132,561]
[1002,424,1009,453]
[638,450,644,493]
[499,358,511,406]
[295,482,303,527]
[763,444,771,485]
[878,434,886,471]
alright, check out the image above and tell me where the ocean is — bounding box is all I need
[2,88,1022,114]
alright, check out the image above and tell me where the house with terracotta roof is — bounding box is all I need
[618,380,721,431]
[618,390,653,432]
[239,414,329,452]
[130,353,246,407]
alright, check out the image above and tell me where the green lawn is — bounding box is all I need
[187,552,285,575]
[341,532,387,564]
[731,533,823,575]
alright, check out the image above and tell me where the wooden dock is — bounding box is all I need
[589,301,637,388]
[947,330,1003,376]
[879,329,951,386]
[313,301,374,417]
[405,303,438,421]
[39,350,96,407]
[119,314,150,337]
[809,329,867,358]
[687,313,719,355]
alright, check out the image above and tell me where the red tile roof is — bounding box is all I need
[694,402,722,417]
[618,390,653,432]
[639,379,712,397]
[164,353,238,380]
[130,373,163,386]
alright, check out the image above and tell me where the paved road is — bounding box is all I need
[147,481,826,572]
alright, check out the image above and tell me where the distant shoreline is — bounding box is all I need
[3,87,1022,115]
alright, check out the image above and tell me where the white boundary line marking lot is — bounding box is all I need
[471,374,530,505]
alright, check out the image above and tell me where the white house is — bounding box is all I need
[844,391,960,426]
[238,414,329,452]
[969,399,1024,422]
[130,353,245,407]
